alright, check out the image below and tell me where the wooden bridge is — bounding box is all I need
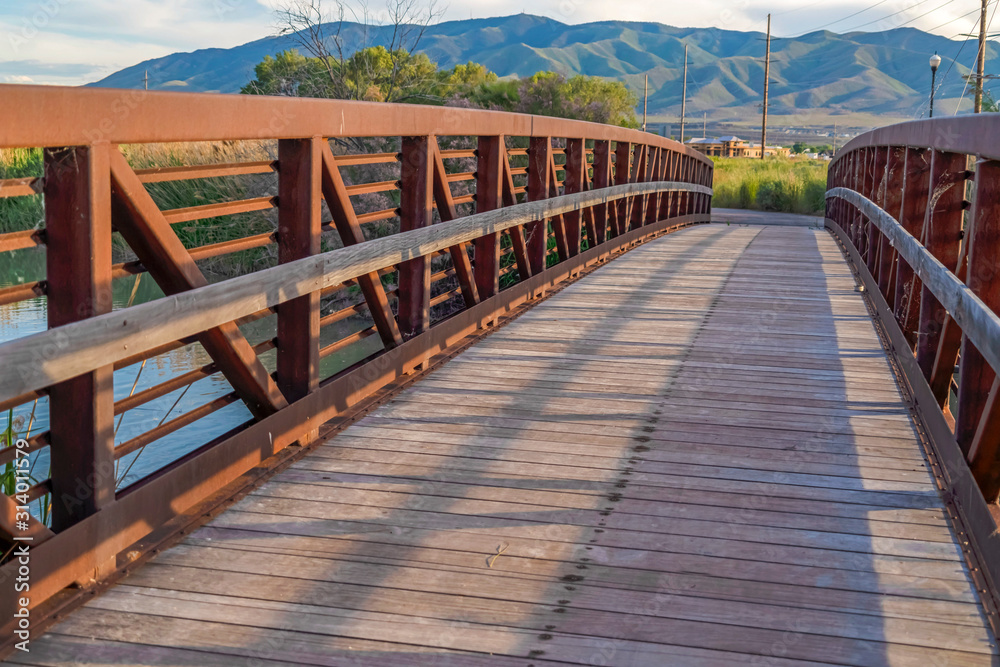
[0,86,999,665]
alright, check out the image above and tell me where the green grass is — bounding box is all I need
[0,148,43,235]
[711,157,829,215]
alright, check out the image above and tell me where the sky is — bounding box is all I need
[0,0,989,86]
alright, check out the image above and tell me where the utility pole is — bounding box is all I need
[680,45,688,143]
[643,74,648,131]
[976,0,987,113]
[832,122,838,157]
[703,112,707,139]
[143,69,149,91]
[761,14,771,160]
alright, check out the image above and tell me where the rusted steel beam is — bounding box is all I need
[398,136,434,337]
[672,153,683,218]
[915,151,966,381]
[276,138,322,407]
[547,152,570,260]
[109,150,288,419]
[895,148,931,344]
[43,144,115,533]
[959,159,1000,463]
[500,153,532,280]
[591,140,611,244]
[614,142,632,235]
[878,147,906,302]
[428,137,479,308]
[969,377,1000,501]
[319,144,404,348]
[526,137,551,274]
[475,135,504,297]
[564,138,587,255]
[0,85,712,166]
[929,314,963,425]
[629,144,648,230]
[580,147,598,248]
[645,147,662,226]
[866,147,889,275]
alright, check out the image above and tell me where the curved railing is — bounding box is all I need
[826,117,1000,596]
[0,84,713,629]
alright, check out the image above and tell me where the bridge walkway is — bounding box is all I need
[14,222,999,666]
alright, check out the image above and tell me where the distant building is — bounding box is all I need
[686,136,790,158]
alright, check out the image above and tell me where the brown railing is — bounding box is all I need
[826,117,1000,596]
[0,84,713,628]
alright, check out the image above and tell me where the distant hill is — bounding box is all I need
[87,14,998,121]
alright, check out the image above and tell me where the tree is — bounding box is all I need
[514,72,638,127]
[241,50,330,97]
[791,142,809,154]
[272,0,443,103]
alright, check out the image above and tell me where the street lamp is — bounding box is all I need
[930,52,942,118]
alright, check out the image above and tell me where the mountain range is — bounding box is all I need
[87,14,999,123]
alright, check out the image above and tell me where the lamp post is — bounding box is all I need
[930,52,942,118]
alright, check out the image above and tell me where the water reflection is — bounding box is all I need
[1,248,380,493]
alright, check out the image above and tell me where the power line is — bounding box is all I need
[836,0,941,32]
[956,0,999,111]
[784,0,895,37]
[915,3,991,117]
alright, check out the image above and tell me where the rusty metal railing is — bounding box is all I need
[0,84,713,636]
[826,118,1000,607]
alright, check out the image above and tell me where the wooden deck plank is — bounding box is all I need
[30,223,999,665]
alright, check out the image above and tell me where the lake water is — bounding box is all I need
[1,248,381,492]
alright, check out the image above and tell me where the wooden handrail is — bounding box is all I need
[826,187,1000,374]
[0,180,710,403]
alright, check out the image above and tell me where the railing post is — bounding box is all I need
[915,150,966,380]
[564,138,586,255]
[671,151,683,219]
[614,141,631,235]
[878,147,906,302]
[660,151,675,221]
[44,145,116,539]
[849,150,862,248]
[628,144,647,231]
[858,148,874,260]
[592,140,611,243]
[645,147,663,225]
[894,148,931,343]
[867,147,889,275]
[475,135,504,298]
[526,136,551,274]
[959,160,1000,482]
[398,136,433,338]
[276,138,321,423]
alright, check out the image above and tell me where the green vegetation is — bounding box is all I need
[243,47,638,127]
[791,142,833,155]
[0,149,42,235]
[711,157,828,215]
